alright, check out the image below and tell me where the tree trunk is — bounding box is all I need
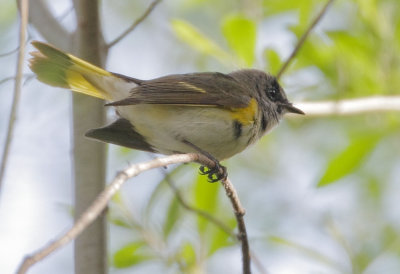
[73,1,108,274]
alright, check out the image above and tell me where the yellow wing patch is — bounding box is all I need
[178,81,207,93]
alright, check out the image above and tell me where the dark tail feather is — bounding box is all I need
[85,118,155,152]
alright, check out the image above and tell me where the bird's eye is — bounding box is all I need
[266,79,282,102]
[267,87,279,101]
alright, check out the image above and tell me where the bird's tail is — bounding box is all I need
[29,41,113,100]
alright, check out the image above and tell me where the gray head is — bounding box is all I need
[229,69,304,132]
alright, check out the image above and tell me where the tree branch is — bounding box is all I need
[292,96,400,117]
[0,0,29,195]
[221,178,251,274]
[19,0,72,47]
[276,0,335,79]
[163,169,269,274]
[16,153,216,274]
[107,0,162,49]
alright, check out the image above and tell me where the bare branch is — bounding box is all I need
[20,0,72,47]
[221,178,251,274]
[107,0,162,49]
[0,0,29,194]
[16,153,215,274]
[276,0,335,79]
[292,96,400,117]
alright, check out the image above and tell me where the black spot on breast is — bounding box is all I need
[233,120,243,139]
[261,113,268,132]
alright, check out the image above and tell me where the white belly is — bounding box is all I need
[117,104,259,160]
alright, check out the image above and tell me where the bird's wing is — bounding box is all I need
[106,72,251,108]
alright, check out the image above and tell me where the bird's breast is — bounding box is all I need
[116,104,262,160]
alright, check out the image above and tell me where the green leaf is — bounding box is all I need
[180,242,197,266]
[163,196,181,239]
[193,173,220,233]
[113,242,152,268]
[171,19,231,65]
[109,192,136,229]
[109,216,132,229]
[111,190,123,204]
[221,14,256,66]
[318,135,380,187]
[264,48,282,75]
[365,177,382,202]
[209,218,236,255]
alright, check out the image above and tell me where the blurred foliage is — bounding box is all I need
[171,19,232,65]
[221,14,257,66]
[0,0,17,27]
[104,0,400,272]
[318,133,381,187]
[113,242,154,268]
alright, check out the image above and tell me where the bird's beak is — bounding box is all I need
[282,103,305,115]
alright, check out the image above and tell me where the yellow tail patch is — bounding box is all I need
[29,41,112,100]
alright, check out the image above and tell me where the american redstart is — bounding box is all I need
[29,41,304,181]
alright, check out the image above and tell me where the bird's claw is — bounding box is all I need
[199,162,227,183]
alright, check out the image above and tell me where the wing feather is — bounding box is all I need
[106,72,251,108]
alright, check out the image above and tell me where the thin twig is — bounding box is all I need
[0,32,32,58]
[221,178,251,274]
[251,250,269,274]
[162,169,235,238]
[0,46,20,57]
[276,0,335,79]
[16,153,215,274]
[291,96,400,117]
[57,5,74,21]
[107,0,162,48]
[0,0,29,194]
[0,74,34,86]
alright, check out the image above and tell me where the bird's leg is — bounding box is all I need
[182,140,227,183]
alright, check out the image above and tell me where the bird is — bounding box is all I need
[29,41,304,182]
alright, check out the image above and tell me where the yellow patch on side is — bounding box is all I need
[178,81,206,93]
[230,98,258,125]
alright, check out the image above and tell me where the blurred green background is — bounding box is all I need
[0,0,399,273]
